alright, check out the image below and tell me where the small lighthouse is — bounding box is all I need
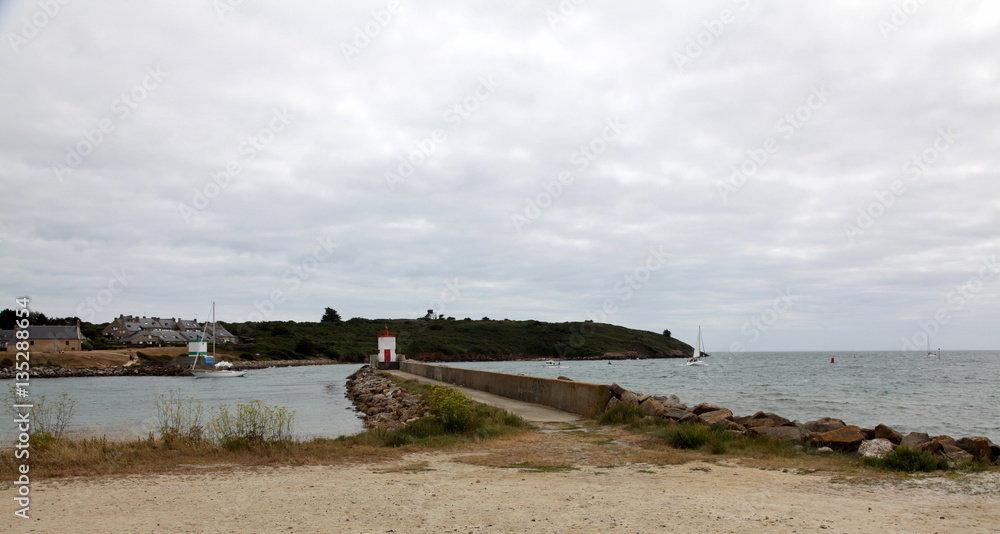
[375,327,398,369]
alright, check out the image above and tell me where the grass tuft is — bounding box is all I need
[863,446,947,472]
[597,404,644,425]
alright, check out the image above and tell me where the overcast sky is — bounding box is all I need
[2,1,998,352]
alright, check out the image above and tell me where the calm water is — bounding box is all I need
[1,364,367,441]
[447,351,1000,441]
[3,351,998,442]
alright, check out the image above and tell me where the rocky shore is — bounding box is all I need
[0,359,344,379]
[607,383,1000,465]
[344,365,423,429]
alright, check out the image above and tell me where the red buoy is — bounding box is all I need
[831,357,835,363]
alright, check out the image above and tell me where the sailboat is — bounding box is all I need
[189,303,246,378]
[685,326,708,366]
[926,338,940,359]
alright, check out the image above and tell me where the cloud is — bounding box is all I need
[1,0,998,351]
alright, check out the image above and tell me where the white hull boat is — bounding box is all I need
[685,326,708,366]
[189,303,246,378]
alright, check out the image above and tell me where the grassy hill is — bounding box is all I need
[222,318,693,363]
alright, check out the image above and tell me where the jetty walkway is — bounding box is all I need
[384,369,581,423]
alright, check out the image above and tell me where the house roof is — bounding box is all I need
[26,325,83,340]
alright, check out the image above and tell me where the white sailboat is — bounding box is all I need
[926,338,940,359]
[685,326,707,366]
[189,303,246,378]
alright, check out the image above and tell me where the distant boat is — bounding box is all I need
[189,303,246,378]
[685,326,708,366]
[543,360,568,368]
[926,339,940,359]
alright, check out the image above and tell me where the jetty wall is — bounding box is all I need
[399,361,612,417]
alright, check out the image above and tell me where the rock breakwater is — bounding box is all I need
[0,365,189,379]
[345,365,423,430]
[607,383,1000,466]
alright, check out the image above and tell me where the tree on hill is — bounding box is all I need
[321,308,342,324]
[663,329,671,338]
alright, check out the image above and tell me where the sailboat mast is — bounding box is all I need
[212,302,216,362]
[694,326,701,359]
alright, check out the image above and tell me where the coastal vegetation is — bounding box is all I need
[2,308,692,366]
[224,316,691,362]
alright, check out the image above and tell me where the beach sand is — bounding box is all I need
[4,425,999,533]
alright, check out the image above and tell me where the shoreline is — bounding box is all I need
[0,358,350,379]
[3,429,998,532]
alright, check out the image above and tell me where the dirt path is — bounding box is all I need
[4,424,998,533]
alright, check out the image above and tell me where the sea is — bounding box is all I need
[2,351,998,443]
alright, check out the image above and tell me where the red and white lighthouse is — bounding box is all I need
[377,327,397,363]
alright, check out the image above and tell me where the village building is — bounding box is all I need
[102,315,239,345]
[2,325,86,352]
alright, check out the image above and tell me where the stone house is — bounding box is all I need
[102,315,238,345]
[3,325,85,352]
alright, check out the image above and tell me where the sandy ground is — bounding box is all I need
[4,427,999,534]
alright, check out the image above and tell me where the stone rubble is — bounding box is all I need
[606,382,1000,466]
[344,365,424,430]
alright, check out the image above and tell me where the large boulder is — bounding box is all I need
[900,432,932,449]
[932,435,957,448]
[873,424,902,444]
[691,402,727,415]
[658,408,698,424]
[605,396,622,412]
[609,383,627,398]
[653,394,686,410]
[942,444,974,464]
[813,425,866,451]
[620,390,641,406]
[801,417,846,434]
[716,419,747,432]
[698,408,734,425]
[956,437,997,462]
[748,425,810,445]
[742,411,793,428]
[640,398,663,417]
[918,440,944,456]
[858,438,896,459]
